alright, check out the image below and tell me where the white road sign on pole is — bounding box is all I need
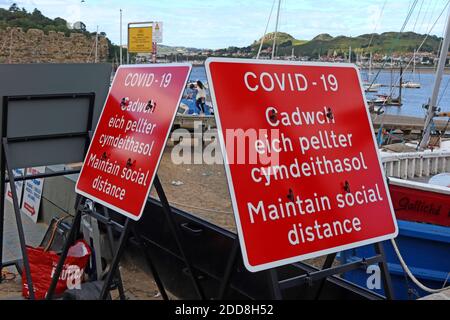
[153,21,163,43]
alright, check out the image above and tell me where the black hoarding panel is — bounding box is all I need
[0,63,111,168]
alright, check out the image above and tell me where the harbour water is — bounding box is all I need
[189,65,450,119]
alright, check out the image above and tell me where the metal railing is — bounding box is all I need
[382,151,450,179]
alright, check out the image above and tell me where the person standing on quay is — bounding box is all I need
[195,80,207,115]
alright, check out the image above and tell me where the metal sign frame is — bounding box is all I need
[0,93,96,299]
[127,21,161,64]
[0,64,111,300]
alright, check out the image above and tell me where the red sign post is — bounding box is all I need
[76,64,191,221]
[206,58,398,272]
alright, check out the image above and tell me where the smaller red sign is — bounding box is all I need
[76,64,191,221]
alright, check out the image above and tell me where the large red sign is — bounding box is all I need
[206,58,398,272]
[76,64,191,221]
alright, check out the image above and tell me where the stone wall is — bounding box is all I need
[0,27,109,63]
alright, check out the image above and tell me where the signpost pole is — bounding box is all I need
[119,9,123,66]
[127,23,130,64]
[152,42,157,64]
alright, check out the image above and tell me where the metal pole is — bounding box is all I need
[100,218,132,300]
[271,0,281,60]
[127,23,130,64]
[257,0,276,59]
[0,121,6,280]
[152,42,157,64]
[420,8,450,149]
[2,139,35,299]
[95,25,99,63]
[120,9,123,65]
[268,269,282,300]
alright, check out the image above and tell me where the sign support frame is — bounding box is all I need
[46,175,206,300]
[216,237,394,300]
[0,92,97,300]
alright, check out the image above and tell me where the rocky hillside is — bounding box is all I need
[0,27,109,63]
[0,4,116,63]
[265,31,442,57]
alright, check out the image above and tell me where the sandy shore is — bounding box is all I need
[151,145,235,232]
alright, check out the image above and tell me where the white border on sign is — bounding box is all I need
[75,63,192,221]
[205,57,399,273]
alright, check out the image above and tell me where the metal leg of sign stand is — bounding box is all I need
[130,225,169,301]
[311,248,394,300]
[268,269,283,300]
[103,207,126,300]
[46,201,84,300]
[314,253,337,300]
[1,138,35,299]
[46,198,129,300]
[99,219,171,301]
[0,134,5,284]
[375,242,395,300]
[153,174,205,300]
[99,218,132,300]
[216,238,240,300]
[47,197,168,300]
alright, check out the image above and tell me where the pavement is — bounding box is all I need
[0,200,163,300]
[2,201,48,263]
[0,201,48,299]
[420,288,450,300]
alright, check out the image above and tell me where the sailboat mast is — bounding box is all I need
[419,9,450,149]
[272,0,282,60]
